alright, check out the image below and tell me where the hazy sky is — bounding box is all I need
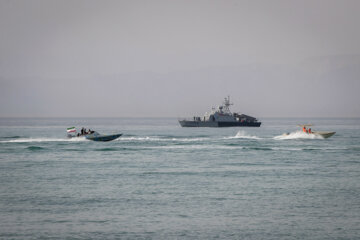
[1,0,359,117]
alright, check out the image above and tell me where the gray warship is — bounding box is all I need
[179,96,261,127]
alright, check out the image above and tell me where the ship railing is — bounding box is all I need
[178,117,204,122]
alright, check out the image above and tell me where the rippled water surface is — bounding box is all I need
[0,118,359,239]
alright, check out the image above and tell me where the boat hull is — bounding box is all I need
[313,131,336,139]
[85,133,122,142]
[179,120,261,127]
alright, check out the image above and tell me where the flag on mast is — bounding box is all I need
[67,127,76,133]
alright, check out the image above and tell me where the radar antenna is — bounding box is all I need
[223,95,233,114]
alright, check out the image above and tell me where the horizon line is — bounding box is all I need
[1,116,360,119]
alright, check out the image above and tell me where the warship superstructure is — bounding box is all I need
[179,96,261,127]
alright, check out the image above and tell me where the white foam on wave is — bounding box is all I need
[171,137,209,142]
[0,137,87,143]
[273,131,323,140]
[117,136,209,142]
[225,131,261,140]
[147,145,241,150]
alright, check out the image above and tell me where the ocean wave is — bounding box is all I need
[93,147,140,152]
[2,136,23,139]
[273,131,323,140]
[27,146,46,151]
[244,147,273,151]
[94,147,119,151]
[348,146,360,151]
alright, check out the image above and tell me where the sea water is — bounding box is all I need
[0,118,359,239]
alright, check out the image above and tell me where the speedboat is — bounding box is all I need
[67,127,122,142]
[297,124,336,139]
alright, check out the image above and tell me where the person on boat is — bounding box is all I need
[303,126,307,133]
[308,128,312,134]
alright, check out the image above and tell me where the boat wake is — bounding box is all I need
[0,137,87,143]
[1,136,209,143]
[226,131,261,140]
[274,131,323,140]
[117,136,209,142]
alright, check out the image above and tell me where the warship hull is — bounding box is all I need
[179,120,261,127]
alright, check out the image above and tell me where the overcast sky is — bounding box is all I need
[0,0,359,118]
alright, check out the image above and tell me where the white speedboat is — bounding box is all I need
[296,124,336,139]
